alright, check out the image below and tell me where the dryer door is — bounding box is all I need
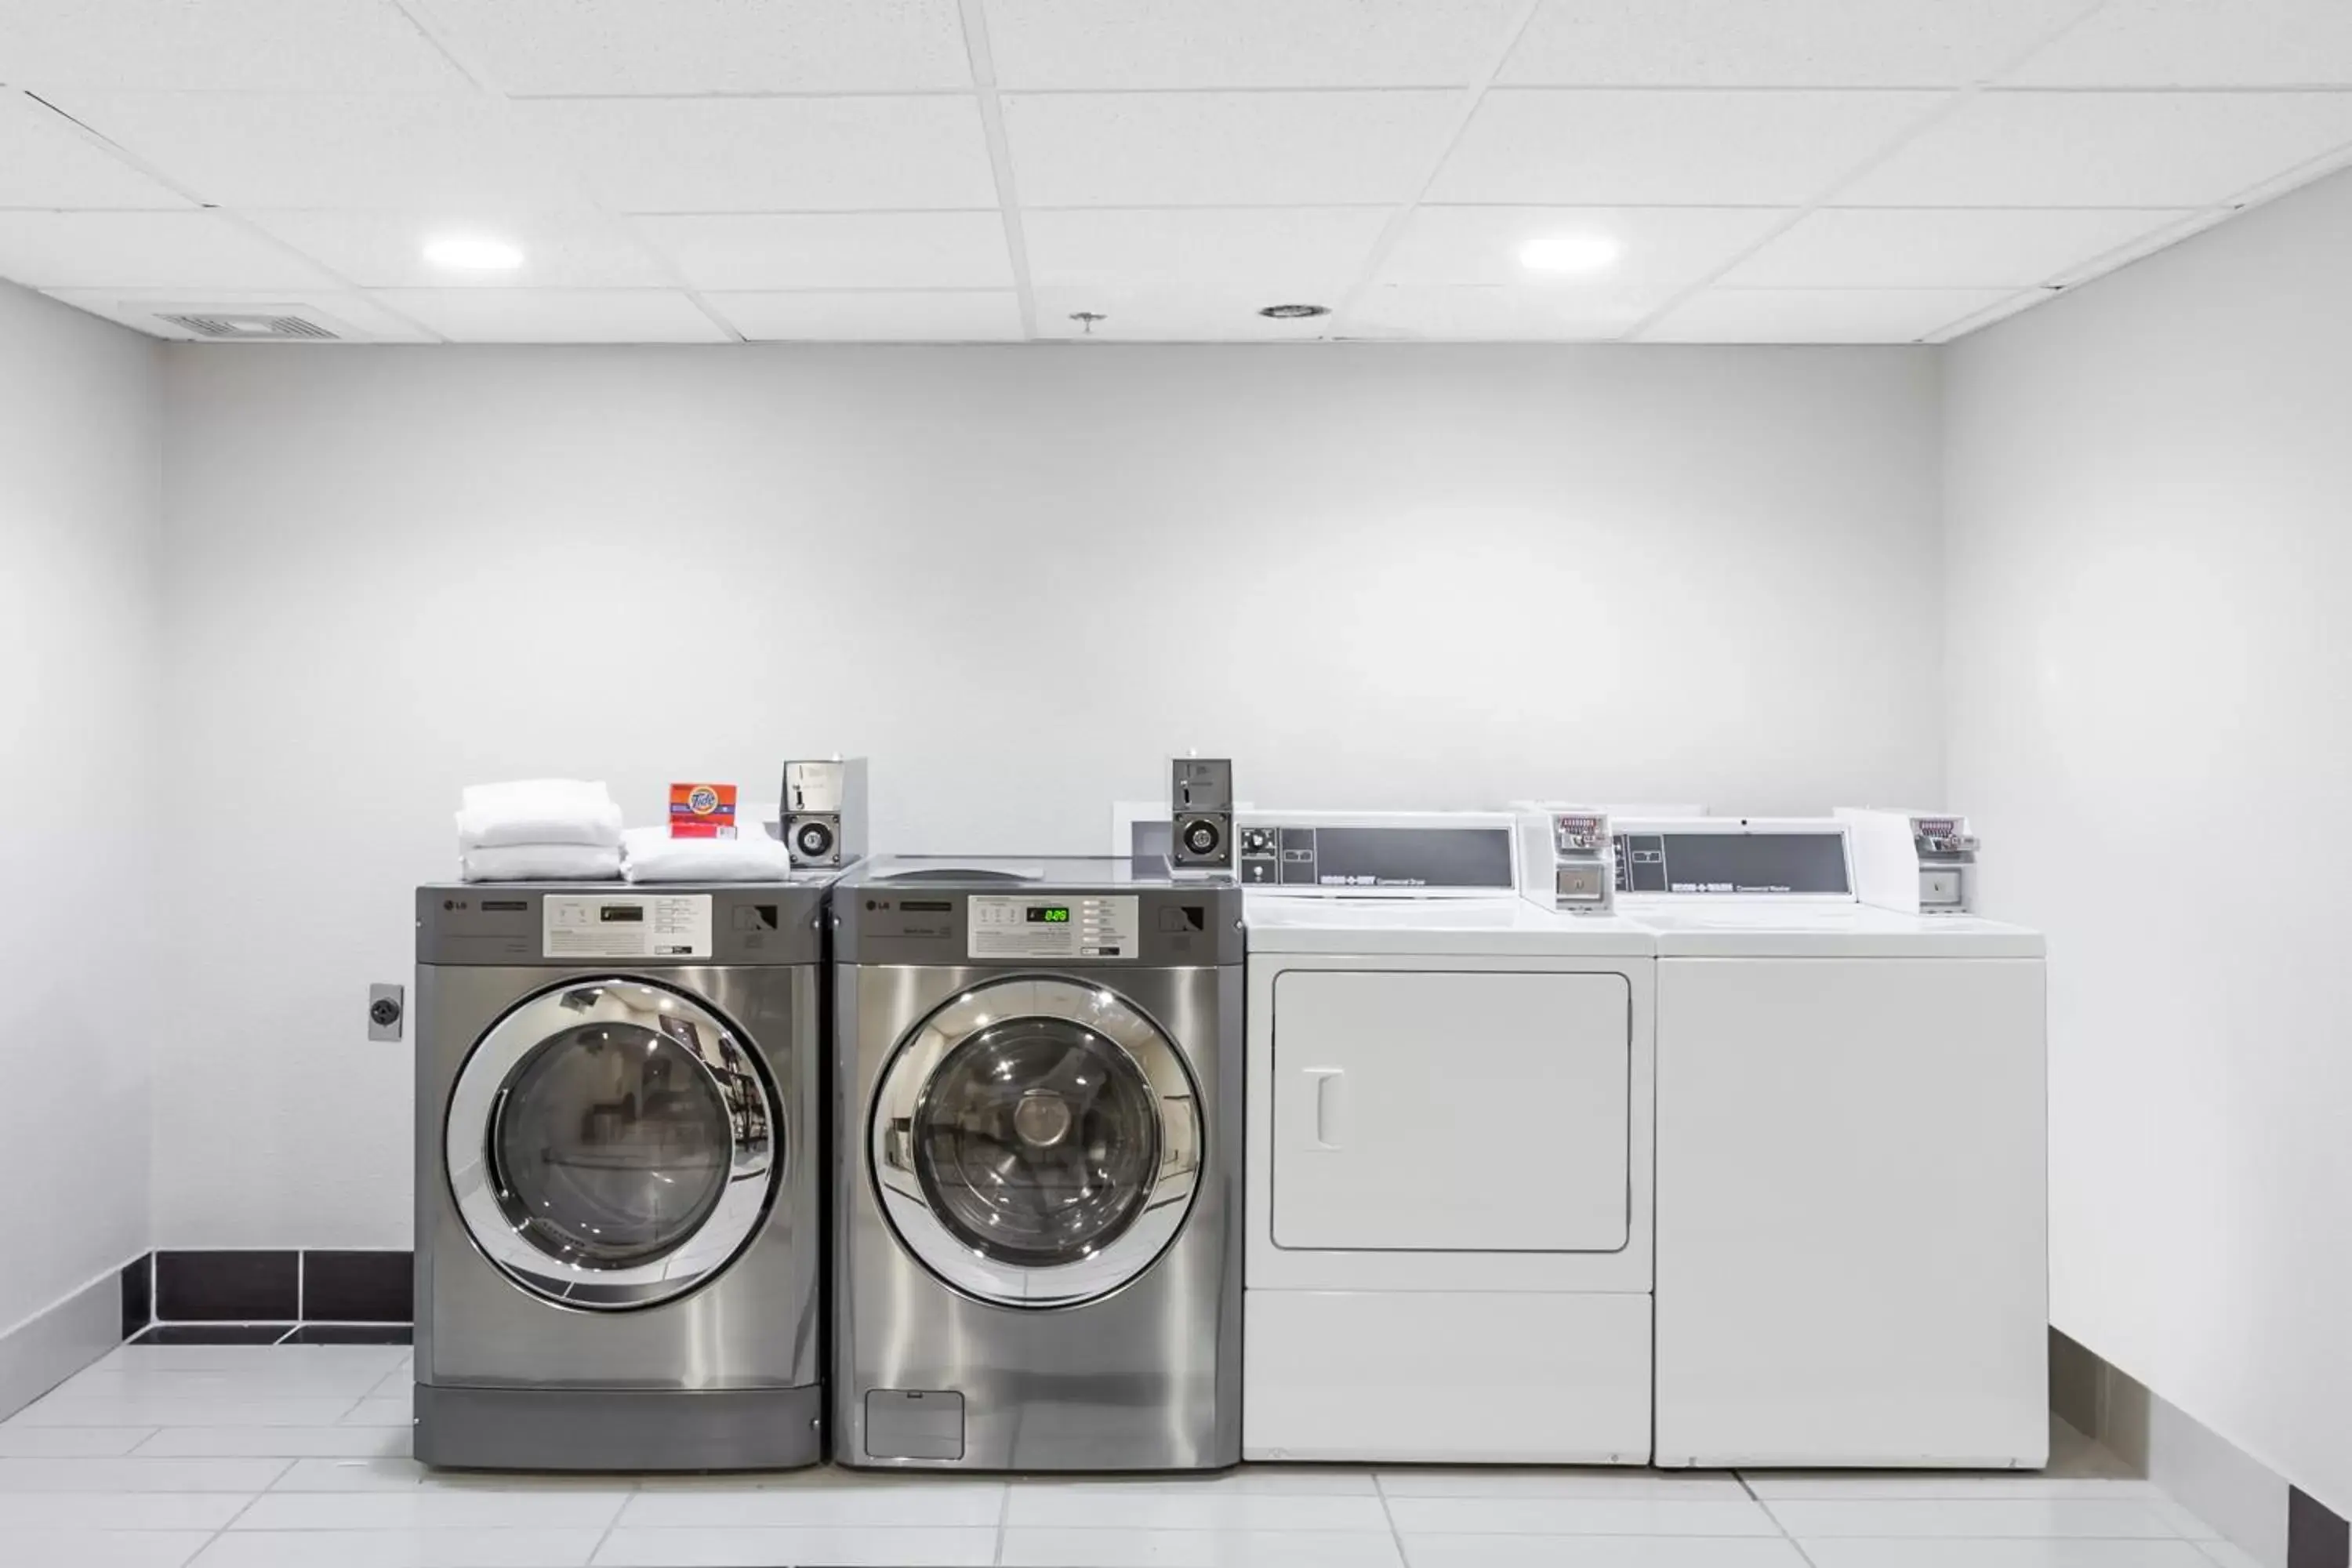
[870,976,1202,1308]
[445,977,777,1310]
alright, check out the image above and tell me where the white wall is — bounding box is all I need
[0,283,161,1334]
[1944,169,2352,1516]
[157,343,1944,1248]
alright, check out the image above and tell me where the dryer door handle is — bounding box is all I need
[1303,1067,1344,1150]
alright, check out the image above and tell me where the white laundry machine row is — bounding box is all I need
[1229,811,1656,1464]
[1608,812,2049,1469]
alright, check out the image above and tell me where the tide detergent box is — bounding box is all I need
[669,782,739,839]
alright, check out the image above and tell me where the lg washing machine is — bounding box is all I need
[414,880,827,1470]
[833,856,1243,1471]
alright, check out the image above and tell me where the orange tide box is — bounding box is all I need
[668,782,739,839]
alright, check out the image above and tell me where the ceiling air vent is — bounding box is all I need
[156,311,339,341]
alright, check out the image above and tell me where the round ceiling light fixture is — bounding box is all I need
[423,235,526,273]
[1519,233,1624,276]
[1258,303,1331,319]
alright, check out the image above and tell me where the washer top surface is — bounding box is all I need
[1244,892,1653,958]
[1621,898,2044,958]
[840,855,1234,895]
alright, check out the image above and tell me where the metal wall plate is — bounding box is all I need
[368,983,405,1042]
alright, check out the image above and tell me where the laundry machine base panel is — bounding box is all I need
[1241,1288,1652,1465]
[413,1382,822,1472]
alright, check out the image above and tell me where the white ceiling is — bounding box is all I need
[2,0,2349,346]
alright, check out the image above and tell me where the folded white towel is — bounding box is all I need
[463,779,611,812]
[461,842,623,884]
[456,779,622,851]
[621,825,794,884]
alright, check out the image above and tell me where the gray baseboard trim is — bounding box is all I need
[0,1265,133,1422]
[2053,1327,2348,1568]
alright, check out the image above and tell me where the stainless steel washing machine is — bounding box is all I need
[414,881,826,1470]
[833,857,1243,1471]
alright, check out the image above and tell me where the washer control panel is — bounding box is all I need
[968,894,1140,960]
[543,894,713,959]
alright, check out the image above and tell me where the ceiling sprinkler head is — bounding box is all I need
[1069,310,1107,334]
[1258,303,1330,320]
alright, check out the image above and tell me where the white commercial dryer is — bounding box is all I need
[1613,815,2048,1469]
[1231,811,1655,1465]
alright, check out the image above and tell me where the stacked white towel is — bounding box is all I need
[621,824,794,884]
[457,779,624,883]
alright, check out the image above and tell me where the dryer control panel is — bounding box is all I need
[1235,816,1516,893]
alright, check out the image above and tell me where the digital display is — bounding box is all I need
[598,906,645,924]
[1025,906,1072,924]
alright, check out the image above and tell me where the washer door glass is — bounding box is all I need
[491,1022,732,1269]
[871,976,1203,1308]
[913,1019,1161,1269]
[445,979,776,1310]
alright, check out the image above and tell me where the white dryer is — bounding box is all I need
[1614,816,2049,1469]
[1233,811,1654,1465]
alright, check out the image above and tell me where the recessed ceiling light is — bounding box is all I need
[423,235,525,273]
[1258,303,1330,319]
[1519,234,1623,276]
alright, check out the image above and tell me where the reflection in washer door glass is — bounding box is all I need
[913,1018,1162,1269]
[489,1022,737,1270]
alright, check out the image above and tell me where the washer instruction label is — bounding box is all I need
[968,895,1139,960]
[543,894,712,959]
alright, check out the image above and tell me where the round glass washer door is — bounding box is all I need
[445,978,776,1310]
[870,976,1203,1308]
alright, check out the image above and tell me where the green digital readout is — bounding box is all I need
[1025,906,1072,924]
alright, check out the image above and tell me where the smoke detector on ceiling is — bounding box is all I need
[1258,303,1330,320]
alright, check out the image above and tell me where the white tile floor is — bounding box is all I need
[0,1345,2255,1568]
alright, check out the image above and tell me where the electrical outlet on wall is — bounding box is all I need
[368,983,404,1042]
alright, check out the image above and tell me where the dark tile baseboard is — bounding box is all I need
[147,1249,413,1326]
[157,1250,299,1322]
[2292,1489,2351,1568]
[303,1250,413,1323]
[118,1254,151,1341]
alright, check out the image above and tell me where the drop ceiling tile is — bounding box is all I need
[1837,90,2352,205]
[2006,0,2352,87]
[45,91,568,210]
[1348,281,1651,339]
[0,212,338,289]
[984,0,1529,89]
[1004,90,1463,205]
[1431,89,1946,204]
[1503,0,2094,85]
[1640,286,2025,342]
[1380,205,1785,291]
[1024,207,1392,296]
[244,209,673,288]
[640,212,1015,290]
[427,0,973,94]
[1033,283,1334,339]
[705,289,1025,341]
[44,287,435,341]
[0,0,467,92]
[368,289,731,343]
[1722,206,2196,288]
[512,96,999,213]
[0,90,191,209]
